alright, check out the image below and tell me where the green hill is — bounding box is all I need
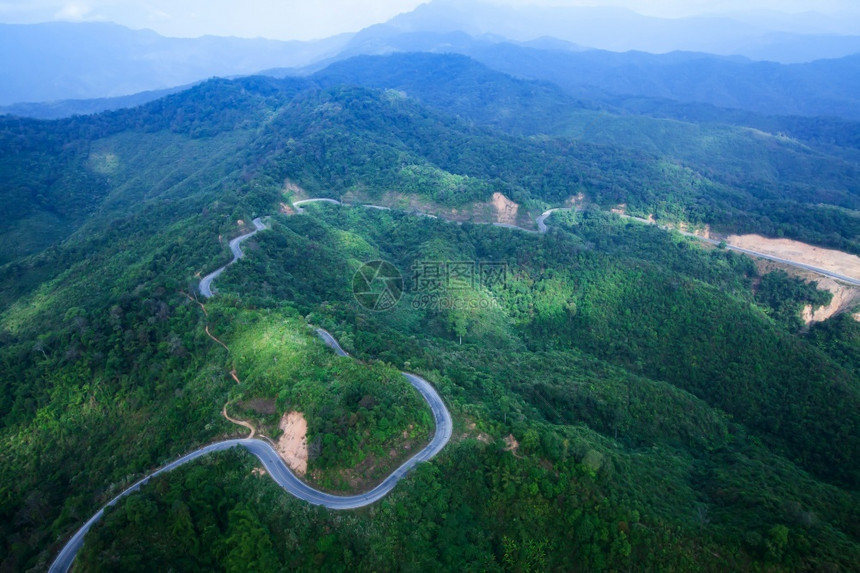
[310,53,860,254]
[0,69,857,571]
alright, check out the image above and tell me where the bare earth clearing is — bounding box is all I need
[727,234,860,282]
[801,278,860,325]
[754,260,860,325]
[276,411,308,476]
[610,204,860,322]
[491,192,519,225]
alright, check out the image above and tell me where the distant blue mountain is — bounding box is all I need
[0,22,348,105]
[0,86,189,119]
[463,44,860,120]
[3,3,860,121]
[386,0,860,62]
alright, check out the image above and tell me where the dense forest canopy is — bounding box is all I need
[0,53,857,571]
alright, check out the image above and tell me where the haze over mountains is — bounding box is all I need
[382,0,860,60]
[2,0,860,111]
[0,21,350,106]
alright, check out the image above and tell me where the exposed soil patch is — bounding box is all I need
[727,234,860,282]
[566,193,586,207]
[458,420,491,443]
[676,221,712,240]
[801,278,859,325]
[283,179,308,201]
[504,434,520,453]
[491,192,519,225]
[755,260,860,325]
[276,411,308,476]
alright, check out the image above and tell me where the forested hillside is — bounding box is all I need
[0,65,857,571]
[311,54,860,254]
[73,204,860,571]
[464,45,860,120]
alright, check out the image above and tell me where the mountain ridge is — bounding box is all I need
[0,21,348,105]
[3,1,860,106]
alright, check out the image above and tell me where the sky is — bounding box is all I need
[0,0,858,41]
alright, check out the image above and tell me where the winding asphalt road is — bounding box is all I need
[292,198,342,214]
[49,217,453,573]
[315,327,349,357]
[693,235,860,286]
[537,208,860,286]
[199,217,267,298]
[52,198,856,571]
[296,198,856,284]
[609,213,860,287]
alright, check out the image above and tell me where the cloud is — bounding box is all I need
[54,1,93,21]
[2,0,858,38]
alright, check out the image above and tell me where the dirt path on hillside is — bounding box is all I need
[222,403,255,438]
[205,325,230,351]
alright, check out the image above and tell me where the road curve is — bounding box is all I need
[199,217,267,298]
[50,358,450,572]
[50,333,451,572]
[51,218,452,573]
[719,242,860,286]
[298,199,855,285]
[315,327,349,357]
[536,207,580,233]
[292,198,342,214]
